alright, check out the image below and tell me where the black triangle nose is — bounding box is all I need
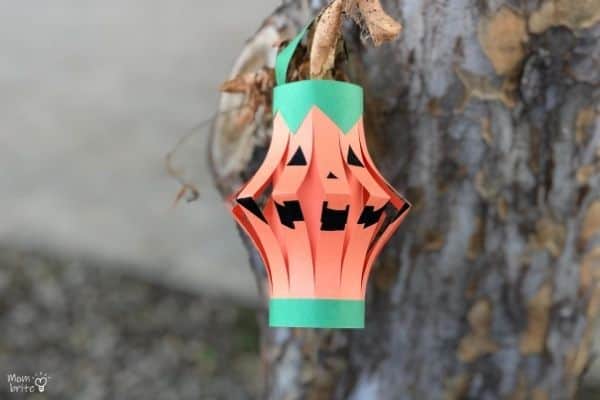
[327,172,338,179]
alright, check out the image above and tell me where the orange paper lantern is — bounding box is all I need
[230,24,410,328]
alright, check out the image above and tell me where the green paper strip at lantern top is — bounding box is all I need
[274,80,363,134]
[273,23,363,134]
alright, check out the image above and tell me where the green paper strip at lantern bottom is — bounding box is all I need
[269,299,365,329]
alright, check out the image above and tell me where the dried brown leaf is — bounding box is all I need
[219,69,274,129]
[220,69,274,95]
[220,75,252,94]
[310,0,345,78]
[356,0,402,46]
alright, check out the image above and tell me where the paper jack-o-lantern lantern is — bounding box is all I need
[230,24,410,328]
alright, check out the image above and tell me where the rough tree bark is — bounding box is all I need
[210,0,600,399]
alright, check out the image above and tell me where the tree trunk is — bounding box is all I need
[210,0,600,398]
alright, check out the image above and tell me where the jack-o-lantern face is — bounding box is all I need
[230,82,410,325]
[229,25,409,329]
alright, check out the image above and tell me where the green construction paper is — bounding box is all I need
[275,24,310,86]
[273,80,364,134]
[269,298,365,328]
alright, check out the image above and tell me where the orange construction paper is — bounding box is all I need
[231,107,410,301]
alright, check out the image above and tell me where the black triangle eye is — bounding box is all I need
[237,197,267,223]
[327,172,338,179]
[288,148,307,166]
[347,147,364,167]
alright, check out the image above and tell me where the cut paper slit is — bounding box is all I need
[347,147,364,167]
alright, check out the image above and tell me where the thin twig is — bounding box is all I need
[165,106,245,206]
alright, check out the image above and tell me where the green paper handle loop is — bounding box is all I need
[275,21,313,86]
[273,18,363,134]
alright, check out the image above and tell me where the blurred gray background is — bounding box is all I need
[0,0,280,301]
[0,2,282,398]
